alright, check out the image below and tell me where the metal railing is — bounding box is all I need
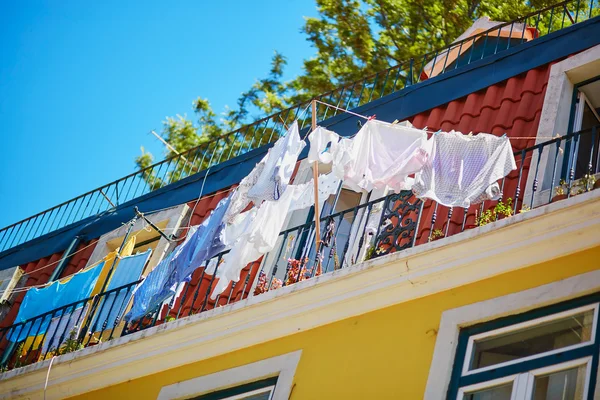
[0,280,139,370]
[1,0,597,253]
[1,125,598,372]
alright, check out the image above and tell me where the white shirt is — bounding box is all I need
[333,120,429,192]
[412,131,517,207]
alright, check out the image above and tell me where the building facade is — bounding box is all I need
[0,2,600,399]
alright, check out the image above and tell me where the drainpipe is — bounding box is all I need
[48,235,81,282]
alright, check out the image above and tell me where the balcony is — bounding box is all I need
[1,0,598,255]
[0,124,598,375]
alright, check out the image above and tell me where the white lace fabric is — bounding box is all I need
[413,131,517,207]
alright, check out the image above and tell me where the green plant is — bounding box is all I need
[476,198,514,227]
[165,315,175,323]
[364,245,386,261]
[555,179,568,196]
[429,229,445,242]
[579,174,596,192]
[519,204,531,213]
[59,329,84,355]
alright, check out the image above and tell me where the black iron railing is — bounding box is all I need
[1,0,597,253]
[0,280,139,370]
[1,125,598,372]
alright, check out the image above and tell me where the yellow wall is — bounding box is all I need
[72,246,600,400]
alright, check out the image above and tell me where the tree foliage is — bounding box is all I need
[136,0,571,189]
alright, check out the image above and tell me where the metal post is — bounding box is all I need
[311,100,321,264]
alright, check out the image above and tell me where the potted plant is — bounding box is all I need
[579,174,598,191]
[428,229,445,242]
[476,198,514,227]
[552,179,569,202]
[253,272,283,295]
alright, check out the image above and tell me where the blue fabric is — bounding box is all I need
[9,261,104,342]
[89,250,151,331]
[1,16,599,273]
[176,195,231,284]
[124,251,175,322]
[124,196,231,322]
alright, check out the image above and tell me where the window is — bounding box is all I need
[157,351,301,400]
[448,294,600,399]
[190,377,277,400]
[563,75,600,180]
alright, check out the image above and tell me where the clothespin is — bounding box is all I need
[501,133,507,138]
[392,119,400,124]
[367,114,376,121]
[467,131,473,137]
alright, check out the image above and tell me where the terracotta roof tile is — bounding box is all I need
[0,239,97,327]
[408,63,553,245]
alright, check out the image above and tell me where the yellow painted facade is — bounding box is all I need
[71,245,600,400]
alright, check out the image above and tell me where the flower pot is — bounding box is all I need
[551,194,567,203]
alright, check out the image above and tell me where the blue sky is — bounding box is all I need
[0,0,316,227]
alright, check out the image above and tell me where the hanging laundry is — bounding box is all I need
[125,196,231,322]
[210,186,299,299]
[307,126,339,164]
[89,249,152,332]
[412,131,517,208]
[41,304,89,355]
[226,121,305,222]
[9,261,105,342]
[289,172,341,212]
[333,120,429,193]
[90,235,137,297]
[209,172,340,299]
[124,249,178,322]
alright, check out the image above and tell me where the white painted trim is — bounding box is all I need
[524,356,592,399]
[1,191,599,399]
[86,204,189,274]
[524,44,600,207]
[456,374,518,400]
[424,265,600,400]
[222,386,274,400]
[461,303,599,376]
[157,351,301,400]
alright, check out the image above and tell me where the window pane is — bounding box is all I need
[235,390,272,400]
[464,383,513,400]
[532,364,587,400]
[470,309,594,371]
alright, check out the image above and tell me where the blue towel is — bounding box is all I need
[124,251,176,322]
[9,261,104,342]
[125,195,231,322]
[89,250,151,332]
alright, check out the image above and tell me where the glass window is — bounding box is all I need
[448,296,600,400]
[468,308,595,372]
[532,364,587,400]
[464,382,513,400]
[191,377,277,400]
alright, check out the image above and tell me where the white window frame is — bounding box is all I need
[157,350,301,400]
[461,303,599,376]
[457,357,592,400]
[523,44,600,207]
[85,204,189,275]
[423,269,600,400]
[221,385,275,400]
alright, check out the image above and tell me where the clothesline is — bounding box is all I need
[1,106,567,300]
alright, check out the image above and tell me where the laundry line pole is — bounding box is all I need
[311,100,321,270]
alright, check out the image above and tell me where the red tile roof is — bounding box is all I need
[0,239,97,326]
[409,62,553,244]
